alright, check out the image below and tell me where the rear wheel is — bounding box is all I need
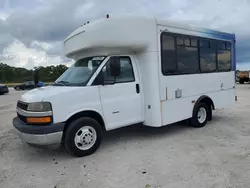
[64,117,103,157]
[190,103,209,128]
[15,86,20,90]
[239,80,244,84]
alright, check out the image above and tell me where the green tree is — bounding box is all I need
[0,62,68,83]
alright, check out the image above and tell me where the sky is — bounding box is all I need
[0,0,250,70]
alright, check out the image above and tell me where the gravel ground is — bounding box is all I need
[0,85,250,188]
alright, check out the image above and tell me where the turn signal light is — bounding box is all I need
[27,117,51,124]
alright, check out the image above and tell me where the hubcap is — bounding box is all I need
[197,107,207,123]
[74,126,97,150]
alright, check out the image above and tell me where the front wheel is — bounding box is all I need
[64,117,103,157]
[190,103,209,128]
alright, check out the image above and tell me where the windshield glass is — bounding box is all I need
[55,56,106,86]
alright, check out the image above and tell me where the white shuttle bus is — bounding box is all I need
[13,15,236,157]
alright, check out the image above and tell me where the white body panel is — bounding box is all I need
[20,86,104,124]
[97,55,143,130]
[159,72,235,125]
[18,15,236,130]
[64,16,157,58]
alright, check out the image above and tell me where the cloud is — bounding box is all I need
[4,0,91,45]
[0,0,250,69]
[0,18,14,52]
[2,39,72,69]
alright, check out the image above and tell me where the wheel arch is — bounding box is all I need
[193,95,215,121]
[62,110,106,142]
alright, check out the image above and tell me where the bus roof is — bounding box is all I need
[64,15,235,58]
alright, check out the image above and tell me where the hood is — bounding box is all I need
[0,84,6,87]
[20,86,81,103]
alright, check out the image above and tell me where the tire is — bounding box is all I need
[15,86,20,91]
[239,80,244,84]
[190,103,209,128]
[64,117,103,157]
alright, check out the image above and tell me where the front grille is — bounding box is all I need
[17,101,28,111]
[17,114,26,123]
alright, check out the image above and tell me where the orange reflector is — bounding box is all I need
[27,117,51,124]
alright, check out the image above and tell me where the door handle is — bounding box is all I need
[136,84,140,93]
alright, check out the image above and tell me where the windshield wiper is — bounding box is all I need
[54,81,70,86]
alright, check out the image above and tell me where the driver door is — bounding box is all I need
[98,56,143,130]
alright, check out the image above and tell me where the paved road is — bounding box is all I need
[0,85,250,188]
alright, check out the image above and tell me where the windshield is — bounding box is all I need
[54,56,106,86]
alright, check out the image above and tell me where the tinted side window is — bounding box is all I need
[102,60,115,83]
[161,34,176,75]
[226,42,231,50]
[160,33,233,75]
[218,41,226,50]
[200,40,216,72]
[102,57,135,83]
[115,57,135,83]
[191,39,198,47]
[218,50,231,71]
[177,46,199,73]
[200,39,209,48]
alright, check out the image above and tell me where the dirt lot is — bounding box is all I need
[0,85,250,188]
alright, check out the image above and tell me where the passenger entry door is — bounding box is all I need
[98,56,143,130]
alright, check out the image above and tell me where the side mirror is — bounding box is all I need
[110,57,120,77]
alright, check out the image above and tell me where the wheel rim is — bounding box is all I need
[74,126,97,150]
[197,107,207,123]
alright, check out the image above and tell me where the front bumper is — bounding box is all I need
[13,117,65,145]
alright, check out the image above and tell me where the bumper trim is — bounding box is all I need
[13,128,63,145]
[13,117,65,145]
[13,117,65,134]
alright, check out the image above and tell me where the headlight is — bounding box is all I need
[27,102,52,112]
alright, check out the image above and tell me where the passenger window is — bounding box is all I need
[200,39,209,48]
[200,40,216,72]
[102,60,115,84]
[200,48,216,72]
[178,37,184,45]
[218,50,231,71]
[161,34,176,75]
[115,57,135,83]
[102,57,135,83]
[218,41,226,50]
[191,39,198,47]
[177,46,199,73]
[184,38,190,46]
[226,42,231,50]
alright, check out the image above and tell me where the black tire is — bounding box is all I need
[15,86,20,90]
[239,80,244,84]
[190,103,209,128]
[64,117,103,157]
